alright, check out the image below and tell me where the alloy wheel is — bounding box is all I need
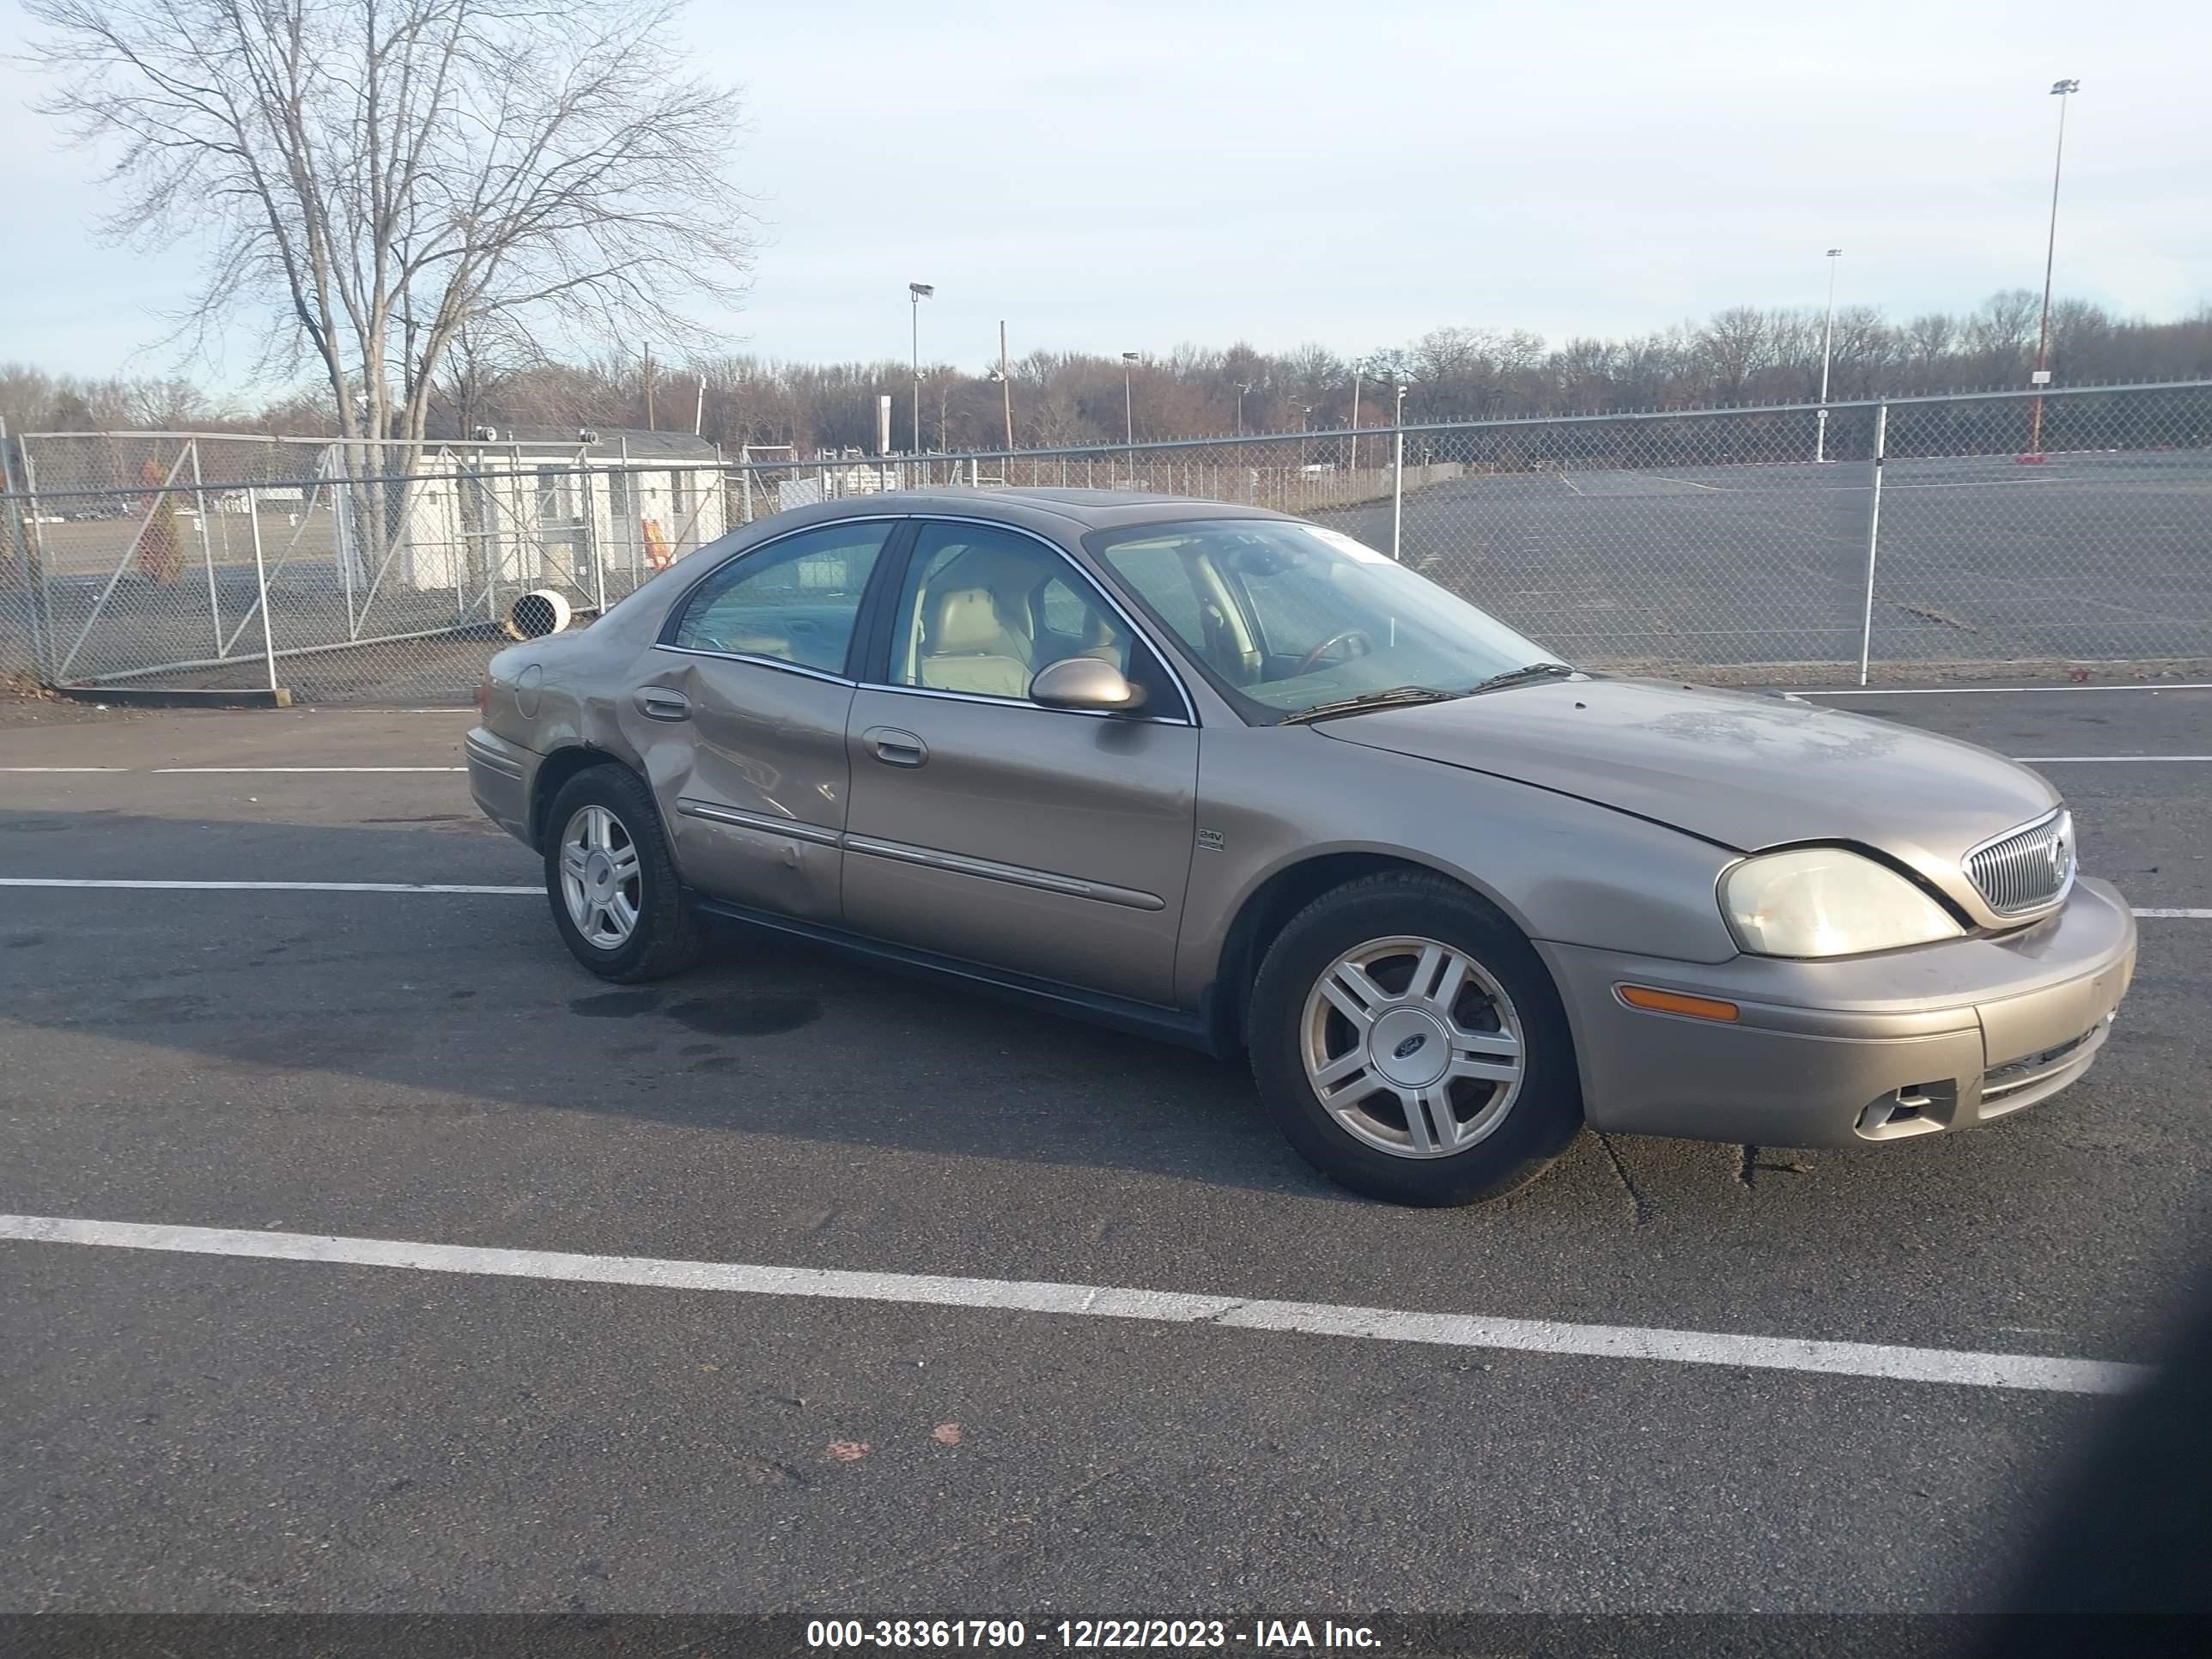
[1299,934,1525,1158]
[559,804,643,950]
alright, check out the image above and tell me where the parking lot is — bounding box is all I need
[3,682,2210,1622]
[1322,448,2212,670]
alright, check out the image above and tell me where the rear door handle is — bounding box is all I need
[636,689,691,722]
[864,726,927,767]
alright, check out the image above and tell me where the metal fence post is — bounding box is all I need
[583,469,605,616]
[246,485,278,692]
[1391,426,1406,560]
[185,439,226,657]
[330,445,357,640]
[1856,404,1889,687]
[1,421,52,685]
[17,447,58,685]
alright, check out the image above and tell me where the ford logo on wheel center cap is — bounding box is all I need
[1392,1031,1429,1060]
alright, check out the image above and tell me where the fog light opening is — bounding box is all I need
[1856,1080,1956,1139]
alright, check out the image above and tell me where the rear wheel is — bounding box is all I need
[543,766,704,982]
[1249,872,1583,1206]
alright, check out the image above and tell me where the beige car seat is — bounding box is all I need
[915,550,1037,697]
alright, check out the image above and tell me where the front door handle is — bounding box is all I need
[864,726,927,767]
[636,688,691,723]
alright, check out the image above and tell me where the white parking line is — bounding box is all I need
[0,877,2201,919]
[0,766,465,775]
[152,766,467,774]
[0,1212,2149,1396]
[0,878,534,895]
[1794,684,2212,696]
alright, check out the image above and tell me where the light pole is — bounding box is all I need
[1391,382,1408,560]
[2028,79,2081,459]
[997,320,1014,452]
[1235,381,1254,437]
[908,283,933,460]
[1349,359,1364,474]
[1121,351,1139,483]
[1814,248,1842,463]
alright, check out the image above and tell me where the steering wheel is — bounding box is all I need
[1293,629,1373,678]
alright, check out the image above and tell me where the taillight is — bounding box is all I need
[475,676,492,716]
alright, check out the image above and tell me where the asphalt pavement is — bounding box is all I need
[1321,450,2212,668]
[3,685,2209,1627]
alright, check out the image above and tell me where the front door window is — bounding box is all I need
[884,522,1166,704]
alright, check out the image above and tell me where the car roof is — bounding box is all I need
[781,488,1296,535]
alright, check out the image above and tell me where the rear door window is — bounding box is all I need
[665,521,895,674]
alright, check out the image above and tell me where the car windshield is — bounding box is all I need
[1087,518,1567,722]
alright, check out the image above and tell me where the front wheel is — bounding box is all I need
[543,765,704,982]
[1248,873,1583,1206]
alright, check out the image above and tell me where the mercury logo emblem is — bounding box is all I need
[1392,1031,1429,1060]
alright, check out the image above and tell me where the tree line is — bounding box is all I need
[7,292,2208,464]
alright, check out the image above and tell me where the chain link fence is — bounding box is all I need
[3,382,2207,703]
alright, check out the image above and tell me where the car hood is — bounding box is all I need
[1318,678,2060,910]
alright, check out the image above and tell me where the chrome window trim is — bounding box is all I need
[1964,806,2076,917]
[891,514,1200,726]
[649,641,858,688]
[854,678,1194,726]
[675,798,843,847]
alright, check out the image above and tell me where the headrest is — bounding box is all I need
[928,586,1006,654]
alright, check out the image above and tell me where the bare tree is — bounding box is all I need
[1965,289,2042,383]
[1693,307,1773,403]
[1902,313,1958,381]
[26,0,756,454]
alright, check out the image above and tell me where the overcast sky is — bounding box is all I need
[2,0,2206,387]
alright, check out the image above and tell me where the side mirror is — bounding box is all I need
[1030,655,1147,714]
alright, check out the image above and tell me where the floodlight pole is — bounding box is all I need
[2028,80,2080,459]
[908,283,933,466]
[1350,361,1363,474]
[1121,352,1139,484]
[1391,384,1407,560]
[1815,249,1841,463]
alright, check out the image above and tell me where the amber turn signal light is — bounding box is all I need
[1616,984,1741,1023]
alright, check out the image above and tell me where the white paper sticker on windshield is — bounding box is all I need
[1304,526,1390,563]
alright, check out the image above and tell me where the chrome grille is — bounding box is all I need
[1966,809,2075,916]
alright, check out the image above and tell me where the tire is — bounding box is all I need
[542,764,705,983]
[1248,872,1583,1206]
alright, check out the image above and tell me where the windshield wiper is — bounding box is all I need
[1467,661,1578,696]
[1278,685,1468,726]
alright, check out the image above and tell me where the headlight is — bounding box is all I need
[1721,847,1962,957]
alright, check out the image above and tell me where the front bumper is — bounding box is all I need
[465,726,539,849]
[1538,878,2137,1149]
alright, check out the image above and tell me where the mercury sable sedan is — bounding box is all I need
[467,489,2136,1206]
